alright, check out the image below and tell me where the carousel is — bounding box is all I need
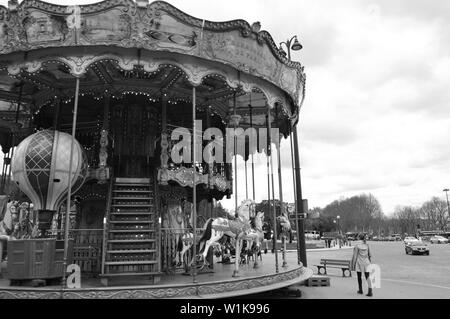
[0,0,312,298]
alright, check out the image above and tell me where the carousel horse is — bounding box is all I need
[177,230,194,270]
[240,211,265,268]
[276,208,292,267]
[164,202,188,268]
[195,199,255,276]
[0,201,19,268]
[12,203,35,239]
[262,220,273,254]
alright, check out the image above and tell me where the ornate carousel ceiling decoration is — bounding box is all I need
[0,0,305,123]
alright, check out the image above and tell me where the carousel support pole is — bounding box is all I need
[206,105,214,219]
[290,132,298,234]
[293,126,307,266]
[249,104,256,201]
[232,92,239,277]
[53,95,61,130]
[267,112,279,273]
[62,76,80,289]
[103,94,111,130]
[161,92,167,132]
[244,157,248,200]
[192,86,198,283]
[1,151,8,193]
[8,81,23,183]
[266,116,272,253]
[275,106,288,268]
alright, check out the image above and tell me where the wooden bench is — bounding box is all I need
[315,259,352,277]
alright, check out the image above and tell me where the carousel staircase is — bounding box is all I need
[101,177,160,284]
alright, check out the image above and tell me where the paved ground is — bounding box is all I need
[2,240,449,298]
[301,241,450,299]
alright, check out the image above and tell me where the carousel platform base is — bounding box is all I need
[0,254,313,299]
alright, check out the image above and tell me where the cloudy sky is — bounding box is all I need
[1,0,449,215]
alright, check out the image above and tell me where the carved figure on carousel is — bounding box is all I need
[194,199,260,276]
[12,202,37,240]
[163,200,190,269]
[0,200,19,272]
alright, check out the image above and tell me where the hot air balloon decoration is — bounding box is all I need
[10,130,88,236]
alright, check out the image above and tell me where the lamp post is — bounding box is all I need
[443,189,450,231]
[279,35,303,61]
[279,34,305,266]
[337,215,341,235]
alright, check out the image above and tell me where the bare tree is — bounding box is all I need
[421,197,448,231]
[393,206,421,235]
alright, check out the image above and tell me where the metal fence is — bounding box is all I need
[160,228,203,274]
[49,229,103,276]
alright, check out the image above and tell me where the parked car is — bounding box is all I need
[393,234,402,241]
[429,235,449,244]
[386,235,396,241]
[405,241,429,255]
[404,236,419,244]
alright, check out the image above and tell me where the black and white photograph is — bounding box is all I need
[0,0,449,311]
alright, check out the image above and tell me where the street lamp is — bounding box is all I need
[443,189,450,231]
[337,215,341,235]
[280,34,306,266]
[279,35,303,61]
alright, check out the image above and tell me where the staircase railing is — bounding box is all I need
[101,170,114,276]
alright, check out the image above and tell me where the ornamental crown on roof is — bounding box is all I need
[0,0,305,116]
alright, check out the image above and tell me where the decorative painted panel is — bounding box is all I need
[0,0,305,112]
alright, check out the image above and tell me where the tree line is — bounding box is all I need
[304,193,450,236]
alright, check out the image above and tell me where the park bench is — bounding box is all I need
[315,259,352,277]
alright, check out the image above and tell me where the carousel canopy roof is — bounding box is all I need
[0,0,306,128]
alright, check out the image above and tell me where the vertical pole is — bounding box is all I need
[192,87,197,283]
[290,134,297,226]
[244,158,248,199]
[444,190,450,232]
[53,96,61,130]
[206,106,213,220]
[103,94,111,131]
[276,106,287,267]
[233,93,238,215]
[267,109,279,273]
[161,93,167,133]
[249,105,255,201]
[266,126,272,249]
[8,83,23,183]
[62,76,80,288]
[232,93,240,277]
[293,126,307,266]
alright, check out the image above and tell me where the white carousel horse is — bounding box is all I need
[178,230,193,270]
[276,208,292,267]
[241,211,265,268]
[195,199,256,276]
[164,202,187,268]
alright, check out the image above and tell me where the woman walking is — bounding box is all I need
[351,235,373,297]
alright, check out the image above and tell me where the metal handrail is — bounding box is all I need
[101,170,114,275]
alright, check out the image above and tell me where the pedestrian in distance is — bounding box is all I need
[351,234,373,297]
